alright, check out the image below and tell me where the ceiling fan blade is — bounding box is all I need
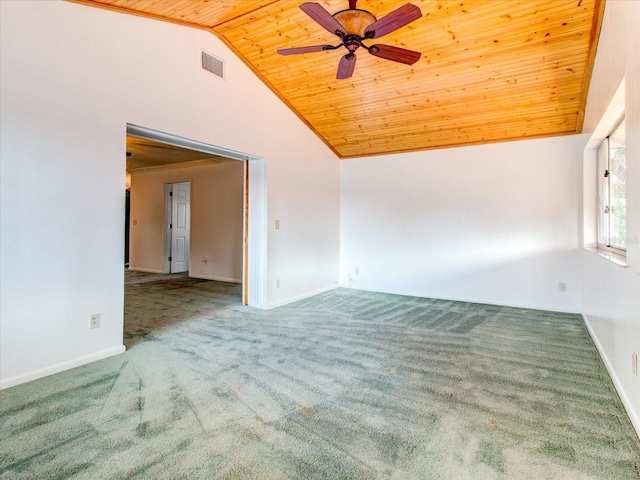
[300,2,346,37]
[337,53,356,79]
[277,45,334,55]
[364,3,421,39]
[368,44,421,65]
[349,0,358,9]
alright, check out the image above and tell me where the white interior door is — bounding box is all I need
[170,182,190,273]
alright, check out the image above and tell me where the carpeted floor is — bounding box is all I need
[1,272,639,479]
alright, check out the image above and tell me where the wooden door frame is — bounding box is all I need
[243,160,249,304]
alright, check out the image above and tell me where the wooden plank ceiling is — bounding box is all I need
[126,136,231,171]
[69,0,604,158]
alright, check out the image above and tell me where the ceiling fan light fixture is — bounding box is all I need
[333,9,376,37]
[278,1,422,79]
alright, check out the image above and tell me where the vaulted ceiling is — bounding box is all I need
[69,0,605,158]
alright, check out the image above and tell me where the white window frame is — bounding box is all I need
[596,116,626,257]
[583,78,626,266]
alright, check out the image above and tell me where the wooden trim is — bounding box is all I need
[66,0,215,33]
[243,159,249,306]
[336,130,580,160]
[576,0,606,133]
[211,1,279,29]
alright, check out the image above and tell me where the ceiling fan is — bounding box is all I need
[277,1,422,79]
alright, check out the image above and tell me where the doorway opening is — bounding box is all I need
[125,124,266,310]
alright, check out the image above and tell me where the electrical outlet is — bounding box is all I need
[355,267,360,274]
[276,279,280,288]
[559,282,567,292]
[633,352,637,376]
[275,220,280,230]
[90,313,100,329]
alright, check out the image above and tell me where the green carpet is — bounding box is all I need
[1,272,639,479]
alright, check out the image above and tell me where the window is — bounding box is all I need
[597,117,626,254]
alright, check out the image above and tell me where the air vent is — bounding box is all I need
[202,51,223,78]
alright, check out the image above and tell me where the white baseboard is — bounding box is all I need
[339,284,581,314]
[0,345,126,390]
[582,313,640,439]
[265,284,339,310]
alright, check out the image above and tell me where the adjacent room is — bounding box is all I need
[1,0,638,478]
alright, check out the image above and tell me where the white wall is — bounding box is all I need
[0,1,340,388]
[341,135,583,312]
[580,0,640,435]
[129,161,244,283]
